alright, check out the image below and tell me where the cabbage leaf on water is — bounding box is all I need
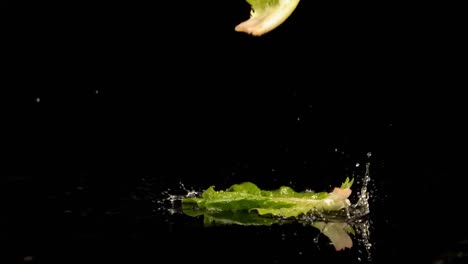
[182,177,354,219]
[181,178,356,251]
[235,0,301,36]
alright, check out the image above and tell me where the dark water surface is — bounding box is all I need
[5,89,466,264]
[5,1,467,263]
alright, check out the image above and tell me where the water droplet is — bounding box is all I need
[95,89,99,94]
[334,148,338,152]
[313,235,320,243]
[186,190,198,198]
[355,163,360,167]
[179,181,188,191]
[297,117,301,122]
[36,97,40,103]
[298,251,302,255]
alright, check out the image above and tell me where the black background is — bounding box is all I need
[4,1,467,263]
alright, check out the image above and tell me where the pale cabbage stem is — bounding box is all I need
[235,0,301,36]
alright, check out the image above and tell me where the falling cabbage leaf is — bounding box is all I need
[235,0,301,36]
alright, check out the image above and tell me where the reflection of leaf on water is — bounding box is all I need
[183,205,282,226]
[312,221,353,251]
[182,206,356,251]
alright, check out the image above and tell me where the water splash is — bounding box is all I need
[178,182,199,198]
[354,216,372,261]
[350,161,371,219]
[159,182,200,214]
[348,155,373,261]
